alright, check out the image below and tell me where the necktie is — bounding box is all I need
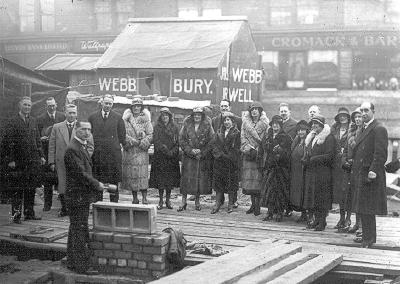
[67,123,73,140]
[103,112,108,120]
[362,125,366,132]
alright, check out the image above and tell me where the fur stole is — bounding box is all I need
[305,124,331,147]
[242,111,269,143]
[123,108,151,125]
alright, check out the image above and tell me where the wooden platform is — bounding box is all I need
[0,194,400,282]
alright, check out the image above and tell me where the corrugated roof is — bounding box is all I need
[95,17,247,69]
[36,54,101,71]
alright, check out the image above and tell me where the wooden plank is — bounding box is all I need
[9,227,68,243]
[327,270,384,281]
[150,241,302,284]
[338,261,400,277]
[268,254,343,284]
[235,253,316,284]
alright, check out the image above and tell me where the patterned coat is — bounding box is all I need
[352,120,387,215]
[180,115,214,195]
[331,123,349,204]
[240,111,269,195]
[149,115,181,190]
[88,110,126,184]
[212,126,241,193]
[289,137,307,209]
[121,109,153,192]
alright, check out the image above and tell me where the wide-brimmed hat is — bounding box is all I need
[159,107,172,116]
[309,114,325,128]
[249,101,263,112]
[192,106,203,113]
[296,120,310,131]
[334,107,350,123]
[350,107,361,123]
[131,98,143,105]
[269,115,283,127]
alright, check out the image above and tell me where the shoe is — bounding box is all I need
[132,198,139,204]
[284,210,293,217]
[296,212,308,223]
[177,204,187,212]
[353,236,363,243]
[262,213,273,221]
[13,217,21,224]
[142,199,148,205]
[157,201,163,210]
[362,240,374,248]
[58,210,68,217]
[43,206,51,212]
[246,205,254,214]
[275,213,283,222]
[165,201,173,209]
[348,224,359,234]
[233,202,239,209]
[314,222,326,231]
[253,207,261,216]
[24,215,42,220]
[195,204,202,211]
[307,220,319,229]
[227,205,233,213]
[356,231,363,237]
[210,206,220,214]
[334,219,345,229]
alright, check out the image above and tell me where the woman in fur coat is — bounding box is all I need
[260,115,292,222]
[240,101,269,216]
[302,115,335,231]
[178,107,214,211]
[211,112,241,214]
[149,107,181,210]
[121,98,153,204]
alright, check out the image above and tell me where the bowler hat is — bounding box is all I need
[269,115,283,127]
[350,107,361,123]
[296,120,310,131]
[334,107,350,123]
[309,114,325,128]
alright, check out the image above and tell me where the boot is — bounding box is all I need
[141,190,148,205]
[334,209,345,229]
[157,189,164,210]
[348,214,361,233]
[211,192,223,214]
[132,191,139,204]
[165,189,173,209]
[58,194,68,217]
[227,193,234,213]
[296,211,307,223]
[307,211,319,229]
[195,195,201,211]
[246,195,255,214]
[253,196,261,216]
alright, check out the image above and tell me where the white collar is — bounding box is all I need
[364,118,374,128]
[102,110,109,117]
[47,111,55,118]
[74,136,87,145]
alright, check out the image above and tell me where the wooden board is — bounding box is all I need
[9,226,68,243]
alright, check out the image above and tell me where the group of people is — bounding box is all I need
[0,94,391,273]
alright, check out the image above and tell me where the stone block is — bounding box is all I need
[115,267,132,274]
[98,257,107,265]
[133,235,153,246]
[114,233,134,243]
[148,262,166,271]
[93,202,157,234]
[94,249,113,258]
[89,241,103,250]
[133,269,150,277]
[152,255,165,263]
[137,260,147,269]
[114,251,132,259]
[117,259,127,267]
[109,258,117,266]
[142,245,166,255]
[127,259,138,268]
[122,244,142,252]
[93,231,114,242]
[152,233,170,246]
[133,253,152,262]
[103,242,122,250]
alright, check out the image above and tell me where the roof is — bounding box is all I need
[36,54,101,71]
[95,17,248,69]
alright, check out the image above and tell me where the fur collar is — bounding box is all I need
[122,108,151,124]
[242,111,269,126]
[305,124,331,147]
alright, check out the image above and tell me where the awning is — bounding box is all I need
[95,17,247,69]
[36,54,101,71]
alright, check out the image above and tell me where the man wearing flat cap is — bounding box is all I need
[1,96,46,223]
[88,94,126,202]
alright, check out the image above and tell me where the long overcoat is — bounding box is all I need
[303,125,335,211]
[240,112,269,195]
[351,120,388,215]
[212,126,241,193]
[121,109,153,192]
[37,111,66,159]
[149,115,181,190]
[180,115,214,195]
[260,128,292,213]
[282,117,298,140]
[88,110,126,184]
[289,137,306,209]
[331,123,349,204]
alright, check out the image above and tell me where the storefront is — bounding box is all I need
[254,29,400,90]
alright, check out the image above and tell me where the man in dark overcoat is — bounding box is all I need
[64,121,104,274]
[88,94,126,202]
[279,102,298,140]
[37,97,66,211]
[352,102,388,248]
[1,96,46,223]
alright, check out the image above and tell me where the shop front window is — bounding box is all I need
[270,0,293,26]
[307,50,338,88]
[95,0,112,31]
[138,70,171,97]
[19,0,35,32]
[40,0,55,32]
[259,51,279,90]
[116,0,135,30]
[297,0,319,24]
[287,52,306,88]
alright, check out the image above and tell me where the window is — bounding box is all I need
[95,0,112,31]
[202,0,221,17]
[385,0,400,24]
[178,0,221,18]
[259,51,279,89]
[307,50,338,87]
[138,70,171,97]
[116,0,135,30]
[270,0,292,26]
[297,0,319,24]
[40,0,55,32]
[178,0,199,18]
[19,0,35,32]
[287,52,306,88]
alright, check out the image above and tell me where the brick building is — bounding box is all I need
[0,0,399,90]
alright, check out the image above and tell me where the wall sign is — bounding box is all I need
[4,42,69,53]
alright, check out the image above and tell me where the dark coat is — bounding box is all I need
[289,137,307,209]
[212,126,241,193]
[149,117,181,190]
[331,123,349,204]
[179,115,214,195]
[37,111,66,159]
[212,114,242,132]
[260,129,292,212]
[64,138,100,207]
[352,120,388,215]
[88,110,126,184]
[303,126,335,210]
[282,117,298,140]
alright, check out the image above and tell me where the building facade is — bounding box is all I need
[1,0,399,90]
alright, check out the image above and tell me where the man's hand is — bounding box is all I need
[40,157,46,165]
[368,171,377,179]
[98,182,105,191]
[49,164,56,172]
[8,161,16,169]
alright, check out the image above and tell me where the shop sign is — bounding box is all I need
[173,78,213,95]
[99,77,137,92]
[4,41,69,53]
[76,39,113,53]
